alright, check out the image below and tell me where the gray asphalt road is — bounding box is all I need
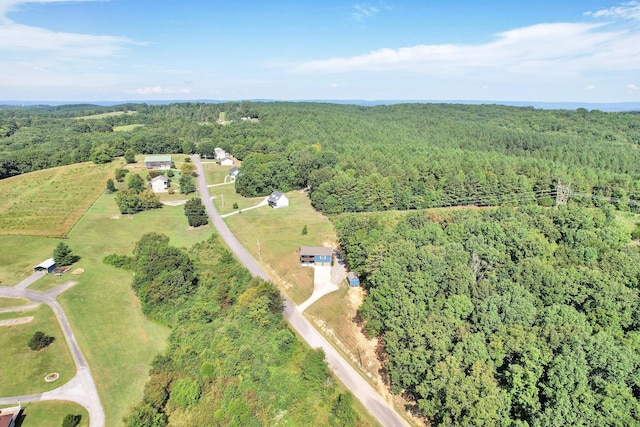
[192,155,409,427]
[0,278,105,427]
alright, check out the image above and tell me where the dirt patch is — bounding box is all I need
[0,316,34,326]
[72,268,85,275]
[110,215,120,220]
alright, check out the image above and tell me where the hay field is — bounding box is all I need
[0,162,113,236]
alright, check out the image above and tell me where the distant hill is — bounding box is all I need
[2,99,639,112]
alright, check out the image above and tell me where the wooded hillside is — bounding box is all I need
[336,205,640,426]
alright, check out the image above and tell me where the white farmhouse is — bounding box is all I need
[150,175,169,192]
[267,191,289,209]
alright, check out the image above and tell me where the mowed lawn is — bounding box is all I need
[56,192,212,425]
[0,184,212,424]
[0,304,75,396]
[225,191,337,304]
[11,401,89,427]
[0,162,113,237]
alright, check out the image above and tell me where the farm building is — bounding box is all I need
[0,404,20,427]
[299,246,333,266]
[34,258,56,274]
[347,272,360,287]
[220,157,234,166]
[144,155,172,170]
[150,175,169,192]
[229,166,239,178]
[268,191,289,208]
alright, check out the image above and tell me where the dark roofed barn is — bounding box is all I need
[34,258,56,274]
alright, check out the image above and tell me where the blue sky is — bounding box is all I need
[1,0,639,102]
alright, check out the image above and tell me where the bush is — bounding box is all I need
[103,253,135,270]
[233,202,239,209]
[62,413,81,427]
[28,331,55,351]
[184,198,208,227]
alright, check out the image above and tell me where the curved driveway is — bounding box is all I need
[192,155,409,427]
[0,278,105,427]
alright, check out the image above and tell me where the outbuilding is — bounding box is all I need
[220,157,234,166]
[34,258,56,274]
[299,246,333,266]
[229,166,239,178]
[268,191,289,208]
[144,155,172,170]
[150,175,169,192]
[347,272,360,287]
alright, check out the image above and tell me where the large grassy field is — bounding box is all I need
[55,192,211,424]
[225,190,337,304]
[0,304,75,396]
[0,161,213,425]
[0,162,113,237]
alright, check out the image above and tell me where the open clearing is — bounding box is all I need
[74,111,137,120]
[0,304,75,396]
[0,162,113,237]
[225,190,337,305]
[113,124,145,132]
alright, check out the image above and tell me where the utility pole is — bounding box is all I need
[257,240,261,261]
[556,180,571,205]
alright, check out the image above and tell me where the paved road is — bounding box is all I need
[0,276,105,427]
[192,155,409,427]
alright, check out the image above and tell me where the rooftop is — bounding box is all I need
[35,258,56,269]
[300,246,333,256]
[144,155,172,163]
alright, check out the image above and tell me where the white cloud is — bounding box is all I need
[586,85,596,90]
[628,83,639,90]
[351,3,392,22]
[0,0,141,57]
[128,86,191,95]
[585,1,640,20]
[352,4,380,21]
[294,22,640,77]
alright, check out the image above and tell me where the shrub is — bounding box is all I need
[62,413,81,427]
[28,331,55,351]
[103,253,135,270]
[184,198,208,227]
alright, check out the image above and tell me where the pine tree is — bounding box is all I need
[53,242,76,266]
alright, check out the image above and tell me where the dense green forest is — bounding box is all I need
[335,205,640,426]
[3,102,640,214]
[4,101,640,425]
[109,233,362,426]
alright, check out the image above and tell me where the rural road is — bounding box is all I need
[0,277,105,427]
[192,155,409,427]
